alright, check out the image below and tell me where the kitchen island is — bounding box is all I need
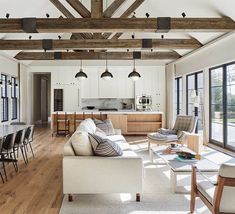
[51,110,164,135]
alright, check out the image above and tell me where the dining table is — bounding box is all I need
[0,125,31,139]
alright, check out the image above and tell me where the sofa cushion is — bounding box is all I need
[63,140,76,156]
[71,131,94,156]
[93,118,115,136]
[77,118,96,134]
[89,133,123,157]
[95,127,107,139]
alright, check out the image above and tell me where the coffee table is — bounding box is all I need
[151,146,219,194]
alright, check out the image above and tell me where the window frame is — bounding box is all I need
[11,76,17,120]
[175,77,182,115]
[1,74,9,122]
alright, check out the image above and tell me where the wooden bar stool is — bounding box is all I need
[56,112,70,136]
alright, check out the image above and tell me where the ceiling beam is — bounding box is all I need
[2,17,235,33]
[49,0,92,39]
[0,39,201,50]
[103,0,127,18]
[14,51,180,60]
[65,0,91,18]
[112,0,145,39]
[104,0,144,39]
[91,0,103,39]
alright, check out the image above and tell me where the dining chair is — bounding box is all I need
[0,171,4,183]
[190,163,235,214]
[0,133,17,181]
[24,125,35,159]
[13,129,27,165]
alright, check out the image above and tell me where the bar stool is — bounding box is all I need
[56,112,70,136]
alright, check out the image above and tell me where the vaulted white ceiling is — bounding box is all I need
[0,0,234,66]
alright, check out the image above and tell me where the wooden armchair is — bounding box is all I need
[190,163,235,214]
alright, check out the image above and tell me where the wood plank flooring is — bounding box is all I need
[0,125,67,214]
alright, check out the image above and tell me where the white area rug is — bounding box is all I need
[60,142,212,214]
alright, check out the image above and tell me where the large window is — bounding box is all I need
[210,62,235,151]
[1,74,8,122]
[175,77,183,116]
[11,77,17,120]
[186,71,204,133]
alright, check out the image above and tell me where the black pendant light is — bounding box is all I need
[128,58,141,81]
[101,52,113,80]
[75,59,88,80]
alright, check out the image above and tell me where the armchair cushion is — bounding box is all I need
[158,128,177,135]
[197,181,215,204]
[148,132,178,142]
[219,163,235,178]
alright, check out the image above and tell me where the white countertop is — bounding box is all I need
[52,110,164,115]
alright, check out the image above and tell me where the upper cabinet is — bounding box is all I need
[135,67,165,111]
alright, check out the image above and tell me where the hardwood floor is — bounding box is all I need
[0,125,67,214]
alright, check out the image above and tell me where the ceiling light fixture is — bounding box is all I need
[145,13,150,18]
[46,13,50,18]
[75,59,88,81]
[128,58,141,81]
[6,13,10,19]
[161,35,164,39]
[182,12,186,18]
[101,52,113,81]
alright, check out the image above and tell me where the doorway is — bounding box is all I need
[33,73,51,124]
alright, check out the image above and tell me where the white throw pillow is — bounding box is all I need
[71,131,94,156]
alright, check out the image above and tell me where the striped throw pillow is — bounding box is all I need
[88,133,123,157]
[93,118,115,136]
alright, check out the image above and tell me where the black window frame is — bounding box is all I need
[1,74,9,122]
[209,61,235,152]
[175,77,182,115]
[186,71,203,132]
[11,76,17,120]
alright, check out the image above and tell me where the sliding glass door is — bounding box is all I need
[210,62,235,151]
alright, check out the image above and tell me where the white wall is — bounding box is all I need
[167,31,235,142]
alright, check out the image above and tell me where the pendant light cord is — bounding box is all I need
[80,59,82,69]
[106,52,108,70]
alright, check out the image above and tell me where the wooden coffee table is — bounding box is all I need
[151,146,219,194]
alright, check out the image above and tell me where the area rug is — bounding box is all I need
[59,142,211,214]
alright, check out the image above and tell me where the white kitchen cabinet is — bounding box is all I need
[81,69,99,98]
[98,68,134,98]
[135,67,165,112]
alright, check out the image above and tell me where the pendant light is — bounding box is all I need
[101,52,113,81]
[128,58,141,81]
[75,59,88,80]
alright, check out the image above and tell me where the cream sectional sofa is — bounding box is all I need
[63,118,143,202]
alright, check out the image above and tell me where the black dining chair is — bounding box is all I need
[13,130,28,166]
[0,171,4,183]
[0,133,17,181]
[24,125,35,160]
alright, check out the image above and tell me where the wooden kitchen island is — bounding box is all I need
[51,111,164,135]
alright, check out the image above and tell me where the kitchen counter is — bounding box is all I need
[52,110,163,115]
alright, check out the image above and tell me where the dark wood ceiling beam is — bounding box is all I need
[49,0,92,39]
[104,0,144,39]
[65,0,91,18]
[91,0,103,39]
[0,39,201,50]
[111,0,145,39]
[14,51,181,60]
[103,0,127,18]
[1,17,235,33]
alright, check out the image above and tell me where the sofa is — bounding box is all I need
[63,118,143,202]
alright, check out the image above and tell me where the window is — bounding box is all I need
[11,77,17,120]
[1,74,8,122]
[210,62,235,151]
[186,71,204,134]
[175,77,183,116]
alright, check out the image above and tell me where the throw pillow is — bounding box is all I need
[95,127,107,139]
[93,118,115,135]
[71,131,94,156]
[88,133,123,157]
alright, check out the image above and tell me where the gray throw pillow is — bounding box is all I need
[93,118,115,136]
[88,133,123,157]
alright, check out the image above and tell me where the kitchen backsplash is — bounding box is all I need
[81,98,135,110]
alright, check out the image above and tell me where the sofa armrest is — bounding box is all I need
[114,129,122,135]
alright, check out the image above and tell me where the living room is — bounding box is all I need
[0,0,235,213]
